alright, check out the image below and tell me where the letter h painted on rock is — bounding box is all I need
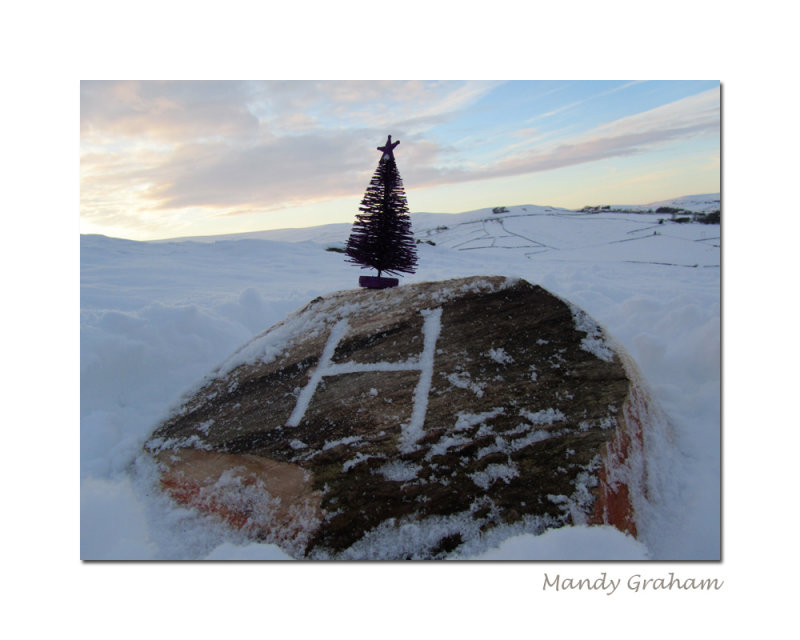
[286,308,443,452]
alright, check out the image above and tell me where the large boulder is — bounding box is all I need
[145,276,661,559]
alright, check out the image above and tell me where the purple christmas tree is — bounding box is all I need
[345,135,418,288]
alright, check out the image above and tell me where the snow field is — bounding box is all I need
[81,196,720,560]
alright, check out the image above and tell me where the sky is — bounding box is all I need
[80,80,720,241]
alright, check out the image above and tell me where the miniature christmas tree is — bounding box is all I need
[345,135,418,288]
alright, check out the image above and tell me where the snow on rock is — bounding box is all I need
[143,276,669,559]
[570,303,616,362]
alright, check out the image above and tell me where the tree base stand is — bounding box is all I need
[359,276,399,289]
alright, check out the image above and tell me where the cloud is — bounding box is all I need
[80,81,498,218]
[588,87,719,141]
[78,80,491,136]
[404,87,721,190]
[142,131,376,210]
[535,80,642,120]
[81,80,260,142]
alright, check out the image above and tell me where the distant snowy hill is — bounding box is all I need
[80,193,720,560]
[639,193,721,213]
[149,193,720,245]
[149,222,353,245]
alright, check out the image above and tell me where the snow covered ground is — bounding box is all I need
[80,194,720,560]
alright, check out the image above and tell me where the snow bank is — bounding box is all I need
[204,542,294,560]
[472,525,649,560]
[80,475,156,560]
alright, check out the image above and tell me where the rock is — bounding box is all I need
[145,276,662,559]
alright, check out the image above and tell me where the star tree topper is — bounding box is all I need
[378,135,400,162]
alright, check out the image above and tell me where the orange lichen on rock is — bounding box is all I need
[157,449,323,549]
[589,361,656,538]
